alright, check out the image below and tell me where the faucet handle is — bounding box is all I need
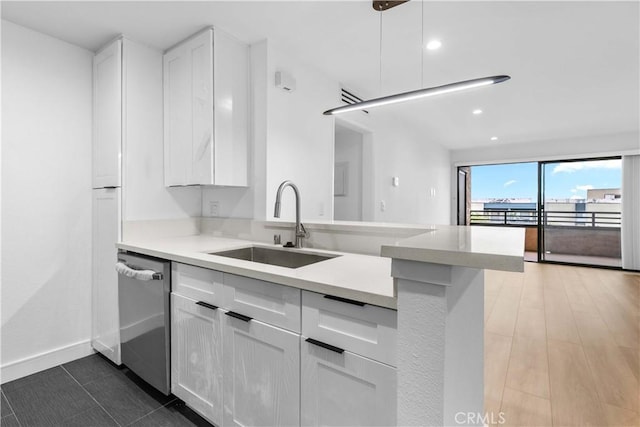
[297,223,309,238]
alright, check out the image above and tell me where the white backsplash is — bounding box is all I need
[123,217,437,256]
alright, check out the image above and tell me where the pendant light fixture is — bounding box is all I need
[323,1,511,116]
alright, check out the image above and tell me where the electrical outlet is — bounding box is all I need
[318,202,325,216]
[209,201,220,217]
[380,200,386,212]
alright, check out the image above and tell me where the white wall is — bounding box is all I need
[202,39,338,222]
[122,39,201,222]
[203,39,452,226]
[334,125,363,221]
[264,42,337,222]
[451,131,640,166]
[1,21,94,379]
[337,108,452,225]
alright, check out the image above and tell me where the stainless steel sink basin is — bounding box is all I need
[209,246,339,269]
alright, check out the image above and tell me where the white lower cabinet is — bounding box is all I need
[92,188,121,365]
[170,263,397,426]
[223,314,300,427]
[171,293,223,425]
[301,338,397,427]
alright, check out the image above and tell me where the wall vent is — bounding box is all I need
[340,88,369,114]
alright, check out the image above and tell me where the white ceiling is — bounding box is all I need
[2,1,639,150]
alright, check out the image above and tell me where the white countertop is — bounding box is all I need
[381,225,525,272]
[118,225,524,309]
[117,235,397,309]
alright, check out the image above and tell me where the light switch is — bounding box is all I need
[392,177,400,187]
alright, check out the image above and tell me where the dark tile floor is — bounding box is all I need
[0,354,214,427]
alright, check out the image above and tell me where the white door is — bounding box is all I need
[212,28,248,187]
[92,188,121,364]
[171,293,223,425]
[223,314,300,427]
[163,29,213,186]
[301,337,397,427]
[189,30,214,185]
[93,39,122,188]
[163,41,191,186]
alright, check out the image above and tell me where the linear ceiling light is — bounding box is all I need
[323,75,510,116]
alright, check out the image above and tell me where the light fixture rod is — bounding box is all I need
[323,75,510,116]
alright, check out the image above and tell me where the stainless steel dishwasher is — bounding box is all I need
[117,252,171,395]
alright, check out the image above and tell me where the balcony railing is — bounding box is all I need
[469,209,621,228]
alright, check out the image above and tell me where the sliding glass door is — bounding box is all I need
[538,158,622,267]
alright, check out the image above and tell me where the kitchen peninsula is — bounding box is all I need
[118,222,524,426]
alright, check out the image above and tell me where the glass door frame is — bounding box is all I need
[537,155,622,267]
[537,162,544,262]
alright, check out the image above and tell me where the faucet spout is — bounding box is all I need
[274,180,306,248]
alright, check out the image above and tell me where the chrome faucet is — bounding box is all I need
[274,180,307,248]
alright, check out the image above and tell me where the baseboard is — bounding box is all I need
[1,340,94,384]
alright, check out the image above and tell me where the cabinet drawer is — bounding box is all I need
[302,291,397,366]
[222,273,300,332]
[301,336,396,426]
[172,263,223,306]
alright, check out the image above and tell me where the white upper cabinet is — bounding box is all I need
[93,39,122,188]
[163,28,248,187]
[212,29,249,187]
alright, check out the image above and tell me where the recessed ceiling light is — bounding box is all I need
[472,109,483,115]
[426,39,442,51]
[490,136,498,141]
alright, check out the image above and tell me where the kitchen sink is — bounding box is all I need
[209,246,339,269]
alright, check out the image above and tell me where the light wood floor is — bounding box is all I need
[485,262,640,426]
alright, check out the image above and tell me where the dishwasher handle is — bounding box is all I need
[115,261,163,281]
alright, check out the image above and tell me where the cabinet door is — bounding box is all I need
[92,188,121,365]
[212,29,248,187]
[301,337,397,427]
[189,30,214,185]
[223,316,300,427]
[93,39,122,188]
[163,30,213,186]
[163,41,191,186]
[171,293,223,426]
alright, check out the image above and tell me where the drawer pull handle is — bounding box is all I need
[225,311,252,322]
[323,294,365,307]
[305,338,344,354]
[196,301,218,311]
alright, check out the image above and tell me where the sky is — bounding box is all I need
[470,159,622,201]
